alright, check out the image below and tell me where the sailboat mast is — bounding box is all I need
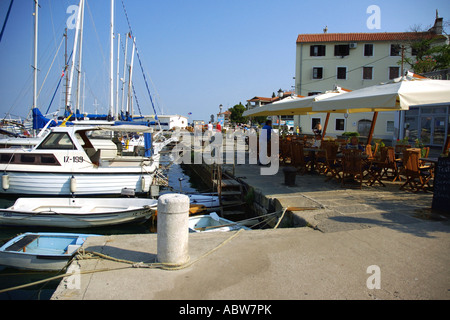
[32,0,38,110]
[127,37,136,117]
[116,33,120,118]
[75,0,85,114]
[109,0,115,119]
[67,0,84,114]
[121,34,129,116]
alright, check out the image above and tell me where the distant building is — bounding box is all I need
[217,110,232,126]
[246,91,296,111]
[294,14,449,145]
[245,91,298,126]
[140,114,188,130]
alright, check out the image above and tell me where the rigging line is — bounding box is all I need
[131,82,143,117]
[120,0,160,122]
[46,50,74,115]
[0,0,14,43]
[85,0,106,63]
[38,35,65,99]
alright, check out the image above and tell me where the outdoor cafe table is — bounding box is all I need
[420,157,439,164]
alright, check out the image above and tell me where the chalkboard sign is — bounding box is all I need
[432,157,450,213]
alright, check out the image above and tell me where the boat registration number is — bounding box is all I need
[64,156,84,163]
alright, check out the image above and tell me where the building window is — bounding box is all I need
[337,67,347,80]
[335,119,345,131]
[310,45,326,56]
[312,118,321,131]
[386,121,395,133]
[363,66,373,80]
[312,67,323,79]
[334,44,350,56]
[389,66,400,79]
[364,44,373,56]
[390,44,401,56]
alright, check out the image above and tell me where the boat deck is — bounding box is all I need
[4,234,39,252]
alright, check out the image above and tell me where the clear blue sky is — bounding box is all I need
[1,0,449,123]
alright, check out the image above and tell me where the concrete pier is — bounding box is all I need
[51,162,450,300]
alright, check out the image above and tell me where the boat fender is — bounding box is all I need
[141,176,149,192]
[70,176,77,193]
[2,174,9,190]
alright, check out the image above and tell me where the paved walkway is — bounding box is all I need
[51,163,450,300]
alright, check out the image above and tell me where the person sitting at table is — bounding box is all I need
[313,122,322,136]
[346,136,364,151]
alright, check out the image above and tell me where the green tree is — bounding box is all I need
[229,103,247,124]
[402,29,450,74]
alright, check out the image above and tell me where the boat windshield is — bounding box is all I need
[36,132,77,150]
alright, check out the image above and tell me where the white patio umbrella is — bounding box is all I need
[312,78,450,113]
[312,77,450,144]
[243,89,349,117]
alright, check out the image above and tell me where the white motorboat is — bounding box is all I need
[0,125,160,196]
[0,197,157,228]
[188,213,250,233]
[0,232,99,271]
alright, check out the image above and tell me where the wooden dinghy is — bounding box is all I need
[0,232,99,271]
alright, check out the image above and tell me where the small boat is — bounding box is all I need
[0,197,157,228]
[0,232,99,271]
[188,194,220,208]
[188,212,250,233]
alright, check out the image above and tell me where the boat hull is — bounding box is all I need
[1,171,156,196]
[0,197,157,228]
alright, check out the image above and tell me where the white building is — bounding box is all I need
[139,115,188,130]
[294,14,448,145]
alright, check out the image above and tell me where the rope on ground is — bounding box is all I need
[274,208,288,229]
[76,228,244,271]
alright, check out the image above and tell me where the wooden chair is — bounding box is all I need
[323,143,341,182]
[418,147,430,166]
[290,141,308,175]
[366,147,388,187]
[316,141,330,174]
[379,147,400,181]
[279,139,292,164]
[341,149,363,189]
[400,149,433,193]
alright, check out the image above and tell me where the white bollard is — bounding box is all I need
[157,193,190,266]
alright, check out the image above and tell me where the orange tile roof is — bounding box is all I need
[296,32,442,43]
